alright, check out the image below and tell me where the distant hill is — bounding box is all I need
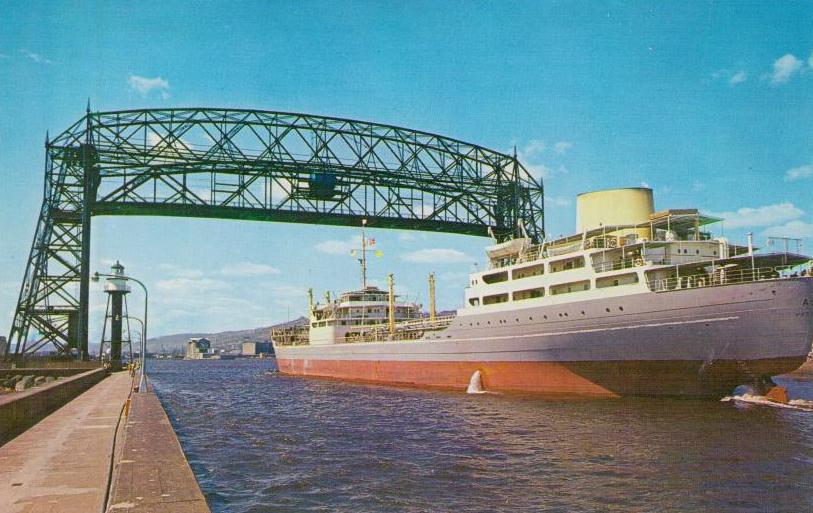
[147,317,308,353]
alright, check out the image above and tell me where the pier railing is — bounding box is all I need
[647,265,808,292]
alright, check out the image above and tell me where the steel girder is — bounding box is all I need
[5,108,544,356]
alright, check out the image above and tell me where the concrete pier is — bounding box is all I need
[106,386,210,512]
[0,372,132,512]
[0,372,210,513]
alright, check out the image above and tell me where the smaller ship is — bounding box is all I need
[271,221,427,348]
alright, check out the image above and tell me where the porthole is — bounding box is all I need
[515,318,519,322]
[581,310,586,315]
[606,307,611,312]
[529,316,533,321]
[619,306,624,311]
[564,312,569,317]
[543,315,548,319]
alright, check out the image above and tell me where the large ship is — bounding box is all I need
[272,188,813,398]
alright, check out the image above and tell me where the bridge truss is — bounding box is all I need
[5,108,544,356]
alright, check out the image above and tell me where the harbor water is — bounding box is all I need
[149,359,813,513]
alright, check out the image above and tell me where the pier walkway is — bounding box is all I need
[106,385,210,512]
[0,371,132,513]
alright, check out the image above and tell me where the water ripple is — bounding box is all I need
[149,359,813,513]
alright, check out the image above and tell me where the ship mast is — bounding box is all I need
[361,219,367,289]
[353,219,380,289]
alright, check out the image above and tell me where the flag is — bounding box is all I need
[368,238,376,247]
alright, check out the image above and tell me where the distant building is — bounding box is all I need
[242,341,272,356]
[185,337,211,360]
[0,336,6,357]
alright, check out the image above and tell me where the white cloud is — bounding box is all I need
[155,277,229,294]
[729,71,747,85]
[398,232,417,242]
[770,54,803,84]
[525,163,554,180]
[220,261,281,277]
[19,49,52,64]
[157,263,204,279]
[401,248,471,264]
[709,202,804,229]
[547,196,572,207]
[315,236,361,255]
[521,139,546,159]
[763,220,813,239]
[128,74,170,98]
[692,180,705,192]
[784,164,813,182]
[553,141,573,154]
[640,181,651,189]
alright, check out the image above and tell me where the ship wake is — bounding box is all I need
[721,393,813,411]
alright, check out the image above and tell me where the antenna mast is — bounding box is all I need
[361,219,367,289]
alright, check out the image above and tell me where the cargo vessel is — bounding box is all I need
[272,188,813,398]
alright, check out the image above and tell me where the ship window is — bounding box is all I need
[513,263,545,280]
[596,273,639,289]
[696,250,700,254]
[513,287,545,301]
[469,298,480,307]
[550,280,590,295]
[483,293,509,305]
[482,271,509,284]
[549,256,585,273]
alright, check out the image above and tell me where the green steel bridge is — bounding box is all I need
[4,107,544,357]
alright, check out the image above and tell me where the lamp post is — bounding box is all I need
[92,264,149,392]
[124,315,145,367]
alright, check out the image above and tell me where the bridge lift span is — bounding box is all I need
[5,107,544,357]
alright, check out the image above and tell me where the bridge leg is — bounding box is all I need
[7,140,95,357]
[78,164,93,360]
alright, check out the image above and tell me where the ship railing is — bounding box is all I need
[592,258,674,273]
[517,246,543,263]
[647,265,808,292]
[347,314,457,344]
[271,325,310,346]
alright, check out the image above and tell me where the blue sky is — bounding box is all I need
[1,1,812,338]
